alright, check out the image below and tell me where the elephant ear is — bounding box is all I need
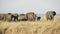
[53,11,56,16]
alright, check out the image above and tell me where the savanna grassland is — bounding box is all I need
[0,16,60,34]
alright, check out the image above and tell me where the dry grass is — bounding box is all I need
[0,16,60,34]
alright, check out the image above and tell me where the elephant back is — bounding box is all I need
[18,14,27,21]
[12,13,18,16]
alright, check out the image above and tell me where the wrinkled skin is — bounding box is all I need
[46,11,56,21]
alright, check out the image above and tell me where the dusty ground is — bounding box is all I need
[0,16,60,34]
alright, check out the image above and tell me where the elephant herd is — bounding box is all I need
[0,11,56,22]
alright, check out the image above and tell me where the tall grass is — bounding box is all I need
[0,16,60,34]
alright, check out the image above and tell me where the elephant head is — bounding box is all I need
[52,11,56,16]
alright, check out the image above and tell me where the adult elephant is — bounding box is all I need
[0,13,18,22]
[0,13,12,21]
[4,13,12,21]
[26,12,36,21]
[46,11,56,21]
[11,13,19,21]
[18,14,28,21]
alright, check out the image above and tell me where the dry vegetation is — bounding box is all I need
[0,16,60,34]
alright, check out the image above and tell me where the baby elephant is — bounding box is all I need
[37,17,41,21]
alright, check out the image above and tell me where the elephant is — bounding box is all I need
[4,13,12,21]
[37,17,41,21]
[18,14,28,21]
[46,11,56,21]
[0,13,12,21]
[11,13,19,21]
[26,12,36,21]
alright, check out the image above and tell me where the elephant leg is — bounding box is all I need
[14,17,16,21]
[33,18,35,21]
[46,16,49,21]
[18,19,20,21]
[17,18,18,21]
[46,17,49,21]
[11,17,13,21]
[50,16,54,21]
[16,17,18,21]
[11,16,13,21]
[49,16,52,21]
[14,17,17,21]
[47,16,52,21]
[15,17,18,21]
[11,18,12,21]
[52,17,54,21]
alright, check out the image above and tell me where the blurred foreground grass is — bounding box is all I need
[0,16,60,34]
